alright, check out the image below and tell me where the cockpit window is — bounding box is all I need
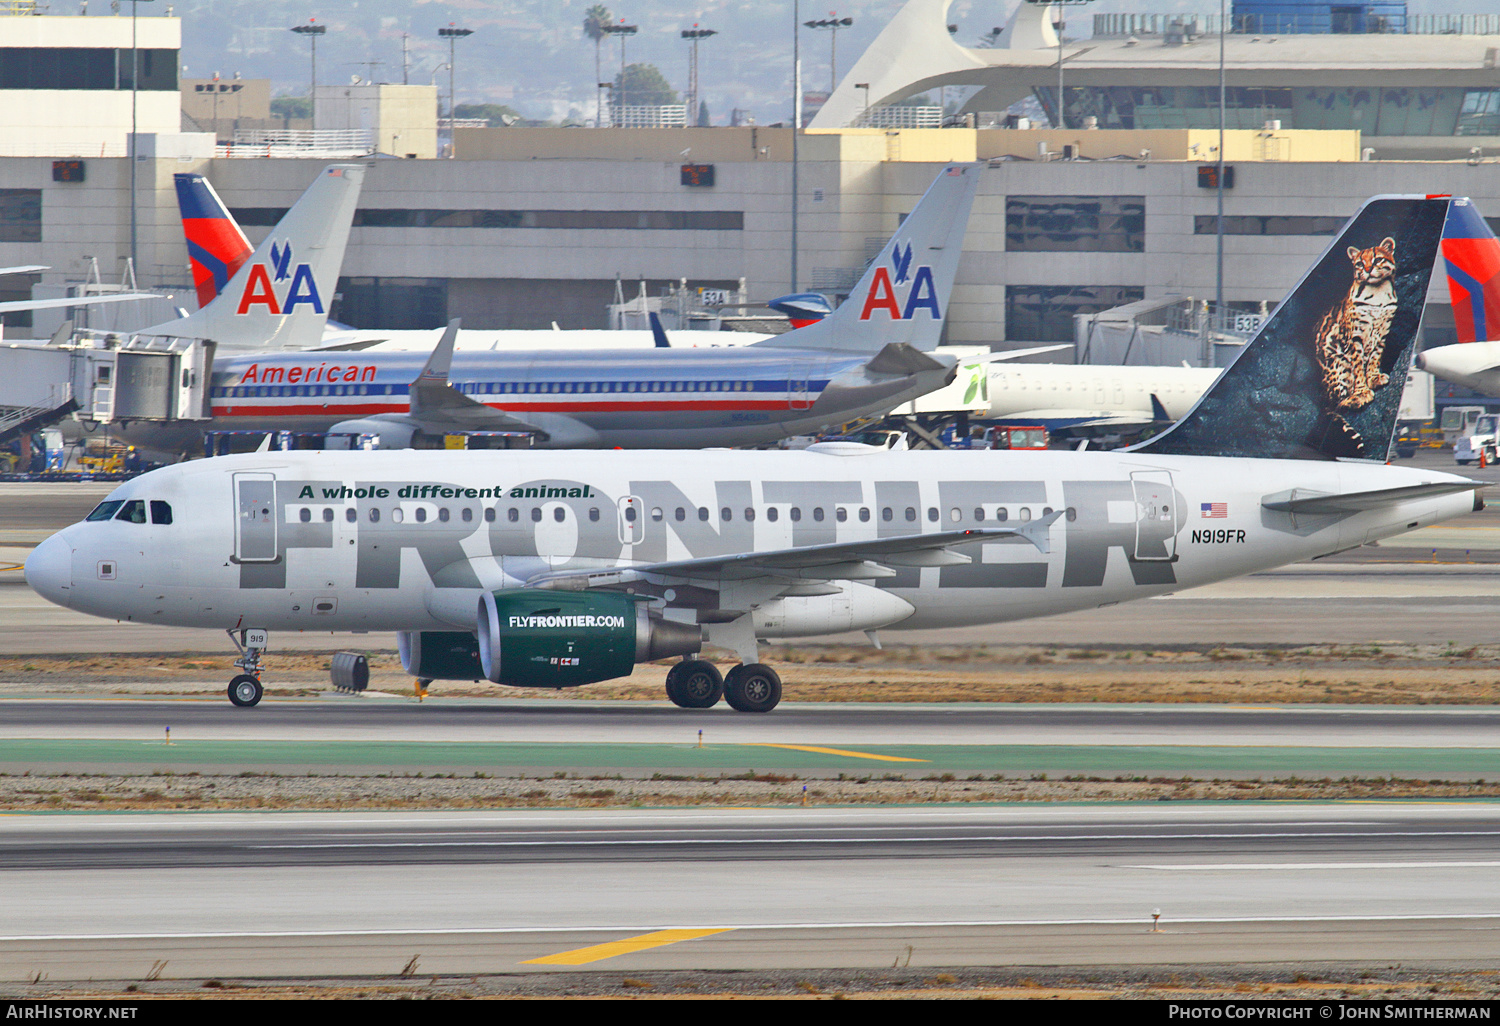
[114,499,147,524]
[85,500,123,522]
[150,501,173,525]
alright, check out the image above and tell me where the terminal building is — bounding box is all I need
[1,0,1499,358]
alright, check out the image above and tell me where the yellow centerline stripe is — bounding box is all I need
[522,928,732,965]
[743,743,930,763]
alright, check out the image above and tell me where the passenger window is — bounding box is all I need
[858,508,870,523]
[790,507,801,522]
[998,507,1009,522]
[698,507,710,522]
[744,507,756,521]
[322,508,333,523]
[836,508,848,523]
[624,506,636,523]
[508,508,519,523]
[461,508,472,523]
[974,507,986,521]
[588,507,600,522]
[881,507,893,522]
[484,507,496,523]
[439,508,451,523]
[905,507,916,522]
[346,508,357,523]
[813,507,825,522]
[414,507,427,523]
[554,507,566,523]
[392,508,404,524]
[531,508,542,523]
[299,508,312,523]
[767,507,778,522]
[721,507,732,522]
[114,500,147,524]
[949,507,961,522]
[927,508,938,522]
[1066,507,1077,522]
[150,500,173,525]
[651,507,664,522]
[1019,507,1032,522]
[369,508,380,523]
[675,507,686,522]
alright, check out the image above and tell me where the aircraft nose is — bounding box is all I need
[24,533,73,608]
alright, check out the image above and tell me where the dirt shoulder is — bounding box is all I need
[4,640,1500,705]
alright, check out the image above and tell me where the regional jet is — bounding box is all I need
[26,195,1483,713]
[113,165,987,453]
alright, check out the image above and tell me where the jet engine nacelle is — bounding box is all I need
[475,589,701,688]
[397,630,485,680]
[328,415,418,449]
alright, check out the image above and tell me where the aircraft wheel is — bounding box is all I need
[228,674,263,708]
[665,660,723,709]
[723,663,782,713]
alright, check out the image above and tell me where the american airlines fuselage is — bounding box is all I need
[112,344,950,453]
[27,447,1476,638]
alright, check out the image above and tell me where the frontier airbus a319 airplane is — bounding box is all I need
[26,196,1484,712]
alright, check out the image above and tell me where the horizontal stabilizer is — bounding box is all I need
[864,342,949,376]
[1262,480,1484,515]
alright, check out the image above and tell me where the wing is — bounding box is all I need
[525,514,1064,592]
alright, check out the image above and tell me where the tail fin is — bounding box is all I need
[146,164,366,350]
[753,164,980,352]
[174,172,252,310]
[1136,195,1450,461]
[1442,197,1500,344]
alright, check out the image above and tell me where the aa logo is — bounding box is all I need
[859,240,940,321]
[236,239,324,316]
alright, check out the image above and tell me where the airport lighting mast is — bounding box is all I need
[802,14,852,97]
[601,21,638,121]
[439,24,473,147]
[1026,0,1094,129]
[290,20,326,131]
[681,25,717,126]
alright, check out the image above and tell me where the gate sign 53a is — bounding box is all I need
[236,240,324,316]
[859,240,940,321]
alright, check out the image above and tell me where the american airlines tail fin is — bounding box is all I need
[146,164,366,350]
[175,172,253,310]
[1441,198,1500,344]
[753,164,980,353]
[1136,194,1450,462]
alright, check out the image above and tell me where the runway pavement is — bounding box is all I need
[2,803,1500,979]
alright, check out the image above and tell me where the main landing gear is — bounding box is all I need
[664,659,782,713]
[225,628,266,707]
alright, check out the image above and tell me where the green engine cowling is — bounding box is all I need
[476,589,702,688]
[398,631,484,680]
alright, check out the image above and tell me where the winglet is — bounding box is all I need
[648,312,671,348]
[1149,392,1171,422]
[414,319,462,387]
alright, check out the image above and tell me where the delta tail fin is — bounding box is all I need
[1136,194,1450,462]
[753,164,980,353]
[1441,198,1500,344]
[174,172,253,309]
[146,164,366,350]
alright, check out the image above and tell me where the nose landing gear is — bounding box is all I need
[225,628,267,707]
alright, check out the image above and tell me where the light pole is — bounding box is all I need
[792,0,801,293]
[1026,0,1094,129]
[802,15,852,96]
[129,0,158,282]
[681,26,717,126]
[601,22,637,118]
[439,24,473,144]
[1216,0,1226,338]
[290,21,326,131]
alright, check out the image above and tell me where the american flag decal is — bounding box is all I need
[946,167,965,176]
[1200,502,1228,518]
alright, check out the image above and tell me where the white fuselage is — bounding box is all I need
[1418,340,1500,395]
[346,328,770,353]
[984,363,1223,425]
[25,448,1475,640]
